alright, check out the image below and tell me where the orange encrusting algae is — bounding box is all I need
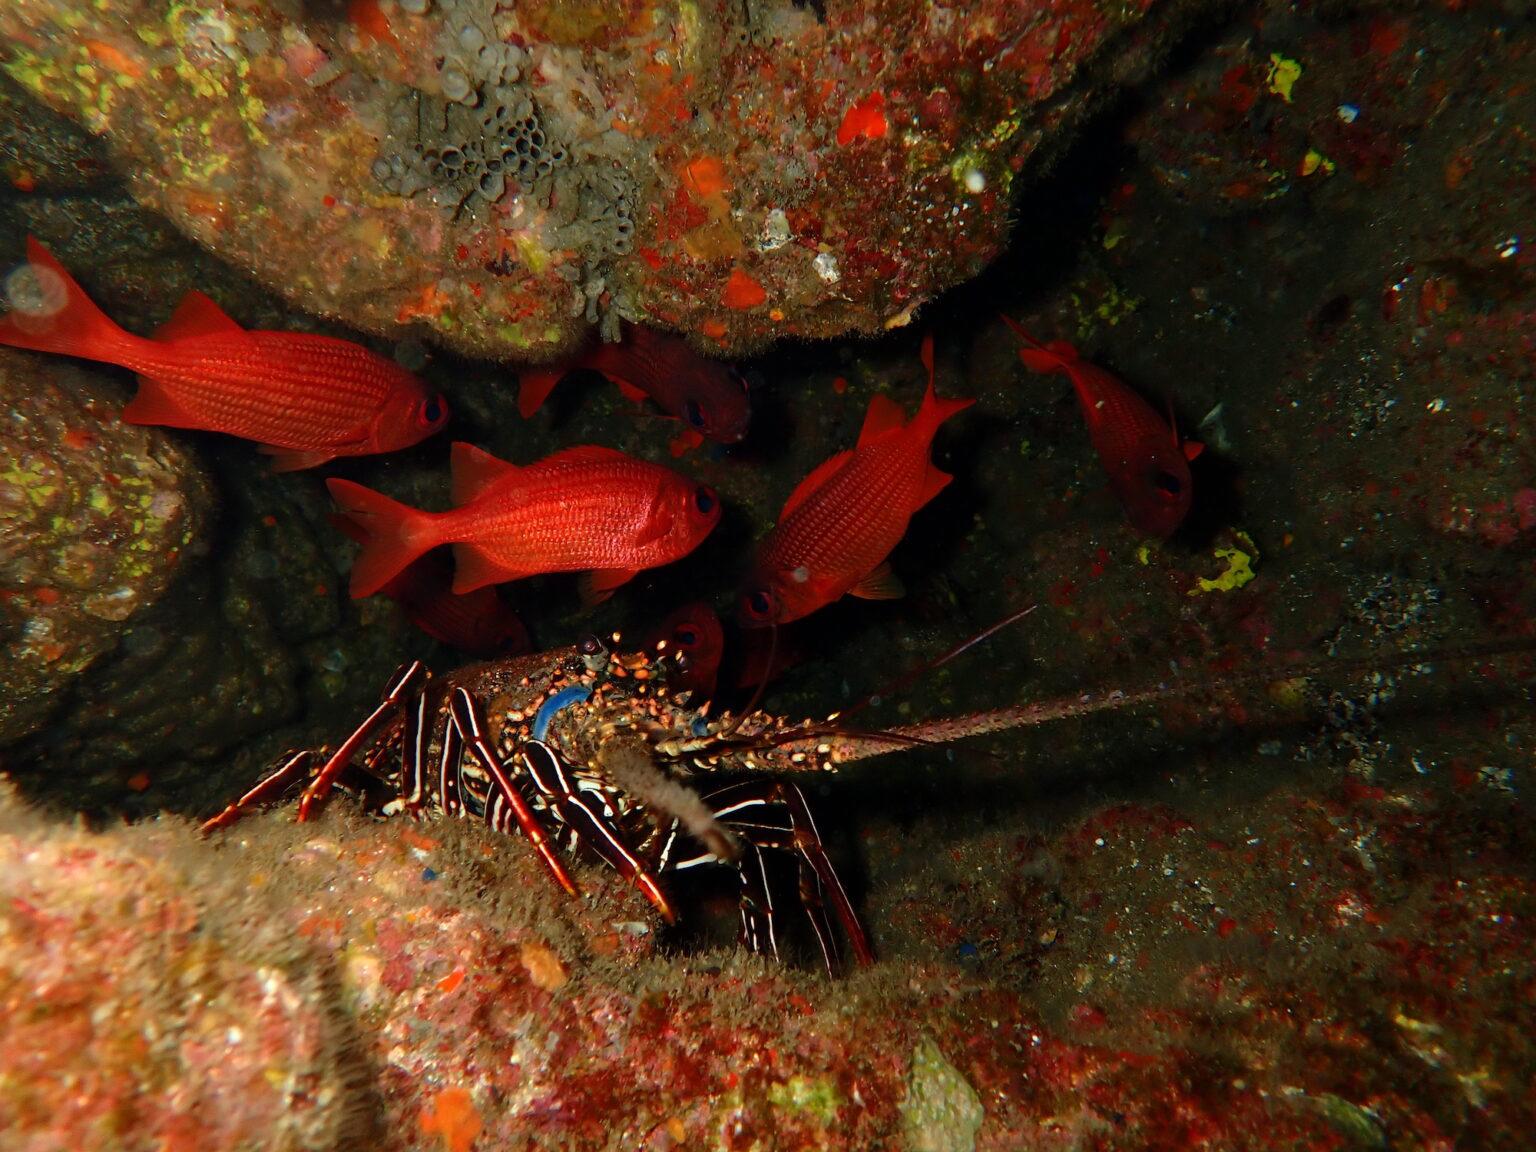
[419,1087,482,1152]
[836,91,889,144]
[723,268,767,309]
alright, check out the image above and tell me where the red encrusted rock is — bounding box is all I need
[3,735,1535,1150]
[0,789,355,1151]
[0,0,1212,359]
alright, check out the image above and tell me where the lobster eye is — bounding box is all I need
[694,485,717,515]
[683,399,706,428]
[674,624,700,647]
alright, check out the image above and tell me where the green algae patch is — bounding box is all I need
[1190,530,1259,596]
[767,1074,842,1126]
[901,1036,983,1152]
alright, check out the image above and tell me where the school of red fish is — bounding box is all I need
[0,238,1200,676]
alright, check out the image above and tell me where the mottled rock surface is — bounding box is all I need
[0,0,1209,359]
[0,350,208,744]
[0,790,366,1151]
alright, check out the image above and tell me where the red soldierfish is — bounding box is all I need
[642,600,726,700]
[0,237,449,471]
[327,442,721,604]
[331,512,531,657]
[518,322,751,444]
[1002,315,1200,537]
[739,335,973,626]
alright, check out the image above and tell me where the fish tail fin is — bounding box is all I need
[0,237,138,363]
[326,478,438,599]
[911,332,975,436]
[517,367,564,419]
[914,377,975,439]
[1000,314,1077,375]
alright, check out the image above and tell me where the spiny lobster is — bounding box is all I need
[200,615,1533,973]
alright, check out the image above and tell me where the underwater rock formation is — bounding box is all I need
[0,0,1208,360]
[4,742,1532,1150]
[0,350,207,745]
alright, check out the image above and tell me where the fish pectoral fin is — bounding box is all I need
[578,568,636,608]
[260,445,338,472]
[450,441,522,504]
[121,376,198,428]
[780,449,853,520]
[154,290,248,343]
[1182,439,1205,462]
[856,394,907,448]
[848,561,904,600]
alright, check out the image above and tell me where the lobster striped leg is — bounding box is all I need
[397,687,432,816]
[519,740,677,923]
[198,750,313,835]
[298,661,428,821]
[448,687,580,898]
[694,779,874,971]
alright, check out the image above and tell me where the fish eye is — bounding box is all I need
[674,624,700,646]
[693,485,718,515]
[578,633,606,658]
[684,399,706,428]
[419,395,446,426]
[744,589,774,619]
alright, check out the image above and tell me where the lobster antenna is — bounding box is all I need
[832,603,1038,727]
[861,630,1536,755]
[717,622,779,738]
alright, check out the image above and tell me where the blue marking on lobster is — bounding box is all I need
[533,684,594,741]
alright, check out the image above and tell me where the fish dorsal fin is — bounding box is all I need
[1000,314,1079,375]
[155,290,246,343]
[541,444,633,468]
[856,393,907,448]
[450,441,522,504]
[849,560,905,600]
[517,367,565,419]
[914,463,954,510]
[780,449,853,520]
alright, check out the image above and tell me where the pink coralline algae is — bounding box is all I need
[0,0,1207,359]
[5,743,1535,1151]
